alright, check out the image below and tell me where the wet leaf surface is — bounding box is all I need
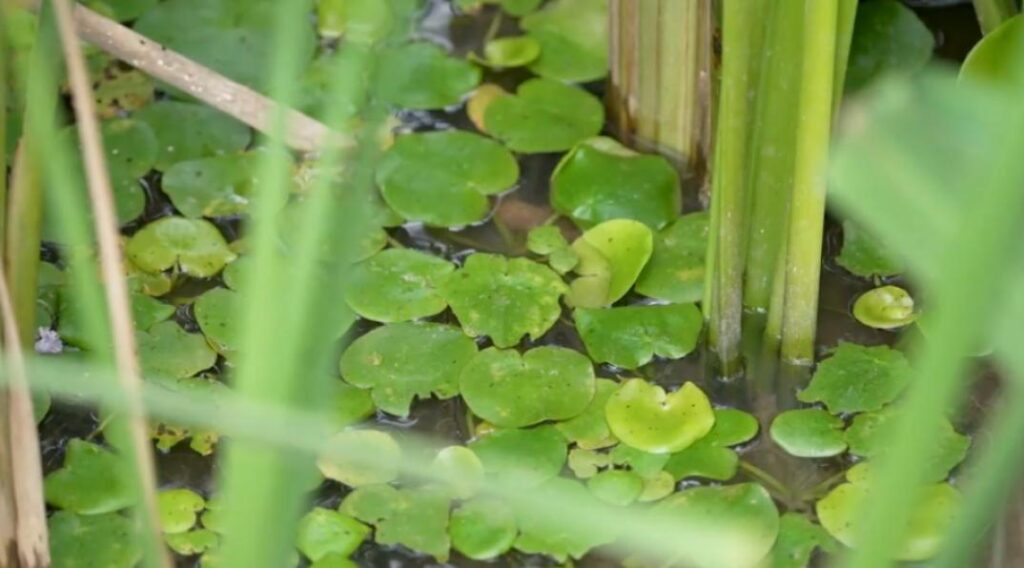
[162,151,267,218]
[194,287,238,358]
[474,36,542,68]
[663,444,738,481]
[798,343,911,414]
[770,408,848,458]
[605,380,715,454]
[484,78,603,153]
[635,212,709,303]
[165,528,220,556]
[575,303,702,369]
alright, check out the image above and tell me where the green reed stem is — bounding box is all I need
[973,0,1019,34]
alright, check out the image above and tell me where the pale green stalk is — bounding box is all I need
[973,0,1019,34]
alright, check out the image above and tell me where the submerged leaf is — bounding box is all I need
[575,303,702,369]
[469,426,567,488]
[635,212,709,303]
[521,0,608,83]
[605,380,715,454]
[126,217,237,278]
[484,78,603,153]
[770,409,847,458]
[49,511,141,568]
[375,41,481,109]
[798,343,911,414]
[852,285,918,329]
[346,249,455,322]
[45,439,133,514]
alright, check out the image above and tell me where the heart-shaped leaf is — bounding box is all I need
[375,41,481,109]
[484,78,603,153]
[798,343,911,414]
[194,287,239,358]
[377,130,518,227]
[441,253,567,348]
[853,285,917,330]
[575,303,702,369]
[134,101,251,171]
[450,497,518,560]
[162,151,268,218]
[474,36,541,69]
[460,346,595,428]
[318,429,401,487]
[342,485,452,561]
[605,380,715,454]
[340,322,478,416]
[844,407,969,482]
[770,408,847,458]
[296,508,370,561]
[586,469,644,506]
[45,439,134,514]
[521,0,608,83]
[845,0,933,92]
[138,321,218,379]
[567,219,653,307]
[127,217,237,277]
[555,378,617,449]
[635,212,709,303]
[159,488,206,534]
[469,426,567,488]
[49,511,141,568]
[765,513,838,568]
[346,249,455,322]
[836,220,904,278]
[552,137,680,230]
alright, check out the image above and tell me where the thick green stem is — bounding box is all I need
[973,0,1019,35]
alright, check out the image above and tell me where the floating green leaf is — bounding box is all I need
[521,0,608,83]
[527,225,579,274]
[345,249,454,322]
[513,477,617,561]
[194,287,238,357]
[134,101,251,171]
[798,343,911,414]
[126,217,237,278]
[845,407,969,482]
[162,152,267,218]
[149,376,228,454]
[663,444,738,481]
[845,0,933,92]
[165,529,220,556]
[638,471,675,502]
[567,218,653,307]
[474,36,542,68]
[159,488,206,534]
[635,212,709,303]
[450,498,518,560]
[316,0,394,42]
[765,513,838,568]
[484,78,603,153]
[702,408,760,447]
[605,380,715,454]
[441,253,567,347]
[567,448,611,478]
[460,346,595,428]
[587,469,644,506]
[469,426,567,488]
[817,482,960,561]
[87,53,155,117]
[342,486,451,561]
[375,42,481,109]
[836,220,904,278]
[609,444,670,478]
[317,429,401,487]
[340,322,477,416]
[138,321,218,379]
[59,284,174,350]
[431,446,485,500]
[329,380,376,428]
[134,0,315,90]
[555,378,617,449]
[49,511,141,568]
[296,508,370,561]
[552,137,680,230]
[770,409,847,458]
[45,439,133,514]
[961,15,1024,88]
[853,285,918,330]
[377,131,518,227]
[575,304,702,369]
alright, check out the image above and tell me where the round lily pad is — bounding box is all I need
[552,137,681,230]
[469,426,567,488]
[555,378,618,449]
[654,483,780,568]
[138,321,218,379]
[296,508,370,561]
[586,469,644,506]
[567,218,653,307]
[318,429,401,487]
[450,498,518,560]
[162,152,266,218]
[853,285,918,330]
[194,287,238,357]
[635,212,709,303]
[134,101,251,171]
[527,225,579,274]
[817,482,961,561]
[575,304,702,369]
[376,131,519,227]
[605,380,715,454]
[520,0,608,83]
[769,408,847,458]
[126,217,237,278]
[49,511,141,568]
[702,408,760,447]
[836,220,904,278]
[44,439,133,514]
[460,346,595,428]
[346,249,455,322]
[638,471,676,502]
[845,407,969,482]
[798,343,911,414]
[484,78,603,153]
[467,84,507,133]
[339,322,477,417]
[431,446,485,500]
[159,488,206,534]
[441,253,567,348]
[134,0,315,91]
[86,0,158,22]
[164,529,220,556]
[961,14,1024,87]
[663,444,739,481]
[375,41,481,109]
[475,36,541,68]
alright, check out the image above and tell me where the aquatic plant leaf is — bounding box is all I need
[555,378,617,449]
[134,101,251,171]
[162,152,267,218]
[575,304,701,369]
[765,513,838,568]
[441,253,567,348]
[194,287,238,358]
[450,497,518,560]
[817,482,960,561]
[521,0,608,83]
[567,218,653,307]
[430,446,485,500]
[296,508,370,561]
[567,448,611,478]
[298,49,371,123]
[164,529,220,556]
[484,78,603,153]
[473,36,541,68]
[663,444,738,481]
[375,41,480,109]
[513,477,617,561]
[317,429,401,487]
[703,408,760,447]
[798,343,911,414]
[638,471,675,502]
[49,511,141,568]
[469,426,567,488]
[836,220,904,278]
[853,285,917,329]
[605,380,715,454]
[86,52,155,117]
[845,0,933,92]
[58,282,173,350]
[126,217,237,278]
[342,486,452,561]
[654,484,780,568]
[635,212,709,303]
[340,322,477,416]
[149,376,229,454]
[159,488,205,534]
[138,321,218,379]
[134,0,315,90]
[770,409,847,458]
[460,346,595,428]
[86,0,158,22]
[960,15,1024,88]
[316,0,394,42]
[608,445,670,478]
[587,469,644,506]
[844,407,969,482]
[526,225,579,274]
[467,84,507,133]
[329,380,376,428]
[377,131,518,227]
[345,249,455,322]
[552,137,680,230]
[44,439,134,514]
